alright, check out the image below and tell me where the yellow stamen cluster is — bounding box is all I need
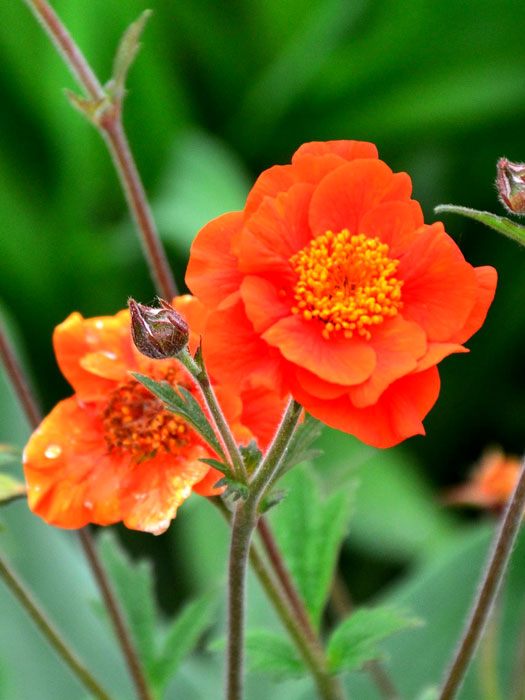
[102,368,193,461]
[289,230,403,340]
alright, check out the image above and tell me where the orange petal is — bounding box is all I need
[349,317,427,407]
[398,224,479,341]
[448,266,498,344]
[295,367,349,399]
[245,154,347,219]
[237,183,314,279]
[186,212,244,311]
[172,295,209,353]
[359,201,423,258]
[23,397,125,528]
[308,159,404,237]
[414,342,468,372]
[119,447,209,534]
[239,383,290,451]
[192,465,226,496]
[262,315,376,386]
[291,367,440,448]
[292,140,378,163]
[53,311,133,400]
[241,276,291,334]
[203,296,285,394]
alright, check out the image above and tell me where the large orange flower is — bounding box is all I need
[23,296,285,534]
[186,140,497,448]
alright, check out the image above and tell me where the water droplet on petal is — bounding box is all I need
[102,351,117,360]
[84,501,93,510]
[94,320,104,329]
[45,445,62,459]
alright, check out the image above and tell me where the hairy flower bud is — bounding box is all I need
[496,158,525,215]
[128,298,189,359]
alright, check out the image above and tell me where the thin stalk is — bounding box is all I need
[226,398,305,699]
[0,321,154,700]
[22,0,177,300]
[439,454,525,700]
[0,552,115,700]
[211,498,345,700]
[177,348,246,481]
[511,598,525,700]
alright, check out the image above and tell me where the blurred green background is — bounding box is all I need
[1,0,524,698]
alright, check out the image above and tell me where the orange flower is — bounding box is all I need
[23,296,285,534]
[446,449,521,510]
[186,140,497,448]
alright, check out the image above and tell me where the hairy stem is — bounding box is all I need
[0,553,115,700]
[211,496,345,700]
[439,454,525,700]
[177,348,246,481]
[22,0,177,300]
[0,321,154,700]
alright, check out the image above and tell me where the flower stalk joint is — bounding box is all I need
[129,298,189,359]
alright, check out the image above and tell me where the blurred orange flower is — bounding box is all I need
[446,449,521,510]
[23,296,285,534]
[186,140,497,448]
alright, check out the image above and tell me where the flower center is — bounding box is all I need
[289,230,403,340]
[101,367,192,461]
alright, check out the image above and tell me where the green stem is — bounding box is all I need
[434,204,525,248]
[439,455,525,700]
[0,552,115,700]
[22,0,178,299]
[177,348,246,481]
[211,497,346,700]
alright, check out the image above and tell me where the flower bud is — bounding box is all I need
[128,298,189,359]
[496,158,525,215]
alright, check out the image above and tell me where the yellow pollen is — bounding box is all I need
[289,230,403,340]
[101,367,194,462]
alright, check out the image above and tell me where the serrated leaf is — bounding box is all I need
[327,606,422,673]
[214,477,249,501]
[0,445,22,467]
[240,440,262,474]
[132,373,225,459]
[150,591,217,694]
[278,413,324,477]
[260,488,288,514]
[435,204,525,247]
[0,473,26,505]
[269,463,353,628]
[97,532,157,673]
[245,630,306,679]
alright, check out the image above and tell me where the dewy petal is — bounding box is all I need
[292,367,440,449]
[23,397,125,528]
[448,266,498,344]
[359,201,424,258]
[186,211,244,311]
[237,183,314,279]
[398,223,479,341]
[349,317,427,408]
[241,276,291,334]
[203,295,285,393]
[292,140,378,163]
[120,448,209,535]
[262,315,376,386]
[54,311,134,400]
[309,159,411,237]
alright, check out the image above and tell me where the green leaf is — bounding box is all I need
[435,204,525,247]
[0,473,26,505]
[214,477,249,501]
[244,630,306,679]
[132,373,225,459]
[198,458,232,478]
[278,413,324,476]
[327,606,422,673]
[0,444,22,467]
[240,440,262,474]
[269,463,353,628]
[97,532,157,673]
[150,591,217,694]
